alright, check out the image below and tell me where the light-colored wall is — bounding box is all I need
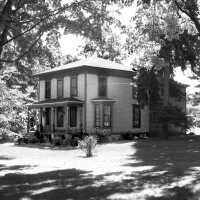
[77,74,85,100]
[39,72,149,134]
[63,76,70,98]
[107,76,148,133]
[51,78,57,99]
[39,74,85,99]
[86,74,98,132]
[85,74,148,133]
[39,80,45,101]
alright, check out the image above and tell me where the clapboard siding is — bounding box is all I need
[39,80,45,101]
[86,74,98,132]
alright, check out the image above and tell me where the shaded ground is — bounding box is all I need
[1,137,200,199]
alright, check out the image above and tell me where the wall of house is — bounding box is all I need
[63,76,70,98]
[39,72,149,135]
[86,73,98,132]
[39,80,45,101]
[77,74,85,100]
[51,78,57,99]
[85,73,149,134]
[107,76,148,133]
[39,74,85,133]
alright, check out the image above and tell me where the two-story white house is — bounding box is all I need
[28,57,149,138]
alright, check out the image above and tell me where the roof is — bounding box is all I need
[35,56,133,76]
[28,97,83,108]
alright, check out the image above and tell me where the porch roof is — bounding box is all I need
[29,97,84,109]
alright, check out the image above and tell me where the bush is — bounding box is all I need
[78,135,97,157]
[0,128,19,142]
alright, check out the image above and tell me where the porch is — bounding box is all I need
[28,97,84,137]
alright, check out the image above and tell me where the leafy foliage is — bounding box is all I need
[136,67,161,108]
[78,136,97,157]
[0,72,35,135]
[158,105,194,132]
[135,0,200,76]
[0,0,120,136]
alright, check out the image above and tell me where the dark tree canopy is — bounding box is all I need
[0,0,116,70]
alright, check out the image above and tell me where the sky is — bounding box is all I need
[59,2,200,95]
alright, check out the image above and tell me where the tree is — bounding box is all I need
[0,0,118,135]
[125,1,192,137]
[135,0,200,76]
[0,0,117,70]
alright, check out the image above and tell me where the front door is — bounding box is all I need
[69,106,77,127]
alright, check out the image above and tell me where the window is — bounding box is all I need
[71,76,77,96]
[132,104,141,128]
[45,80,51,99]
[103,104,111,127]
[57,107,64,127]
[69,106,77,127]
[57,79,63,98]
[95,104,101,127]
[99,76,107,97]
[45,108,51,125]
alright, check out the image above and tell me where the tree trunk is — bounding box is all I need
[0,0,13,61]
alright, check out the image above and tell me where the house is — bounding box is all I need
[28,57,149,139]
[149,80,187,136]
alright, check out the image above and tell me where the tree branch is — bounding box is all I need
[0,33,42,63]
[174,0,200,34]
[0,1,85,47]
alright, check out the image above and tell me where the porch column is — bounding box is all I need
[65,105,69,131]
[51,107,54,133]
[79,106,83,132]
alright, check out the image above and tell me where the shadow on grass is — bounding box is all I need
[0,164,36,172]
[15,143,77,151]
[2,138,200,199]
[0,168,138,200]
[124,136,200,199]
[0,155,14,160]
[146,186,200,200]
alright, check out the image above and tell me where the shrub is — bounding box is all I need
[78,135,97,157]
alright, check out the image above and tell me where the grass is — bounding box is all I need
[1,137,200,199]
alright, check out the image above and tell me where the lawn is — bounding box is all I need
[1,137,200,200]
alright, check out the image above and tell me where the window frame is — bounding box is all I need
[57,79,63,99]
[103,103,112,128]
[69,106,77,127]
[94,104,101,128]
[98,76,107,97]
[70,75,78,97]
[45,80,51,99]
[132,104,141,128]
